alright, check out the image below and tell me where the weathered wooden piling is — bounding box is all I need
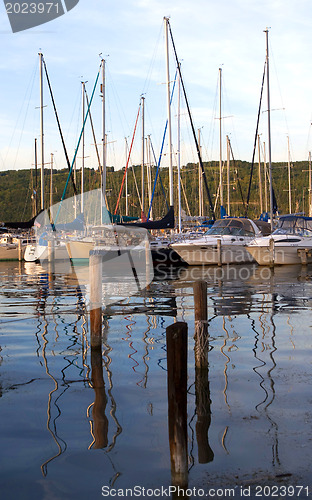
[89,252,102,349]
[298,248,311,265]
[166,321,188,490]
[193,280,214,463]
[18,239,23,261]
[217,239,222,266]
[194,281,208,369]
[269,237,274,268]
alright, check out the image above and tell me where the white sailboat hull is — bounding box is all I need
[0,244,20,261]
[24,242,69,262]
[66,240,95,261]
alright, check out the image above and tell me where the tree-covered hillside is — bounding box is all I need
[0,159,310,224]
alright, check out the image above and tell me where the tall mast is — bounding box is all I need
[101,59,106,214]
[34,137,38,214]
[257,134,263,214]
[39,52,44,210]
[141,95,145,216]
[226,135,230,216]
[265,28,273,230]
[219,67,224,216]
[81,81,86,213]
[177,64,182,231]
[287,135,292,213]
[147,135,153,220]
[125,137,129,216]
[198,129,201,216]
[309,151,312,217]
[164,17,174,208]
[50,152,53,214]
[263,141,268,213]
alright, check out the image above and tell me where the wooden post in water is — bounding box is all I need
[217,238,222,266]
[18,239,23,261]
[193,280,214,463]
[166,321,188,491]
[89,251,102,349]
[269,237,274,268]
[194,281,208,369]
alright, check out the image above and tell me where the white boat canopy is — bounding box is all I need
[274,215,312,236]
[205,218,260,237]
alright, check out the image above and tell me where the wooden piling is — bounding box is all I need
[193,281,208,369]
[89,252,102,349]
[166,321,188,490]
[18,239,23,261]
[217,239,222,266]
[298,248,310,265]
[269,237,274,268]
[193,280,214,463]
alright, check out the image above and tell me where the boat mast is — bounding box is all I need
[147,135,153,220]
[177,64,182,231]
[287,135,292,213]
[141,95,145,217]
[167,18,215,220]
[39,52,44,210]
[50,153,53,217]
[264,28,273,230]
[219,67,224,217]
[164,17,174,210]
[309,151,312,217]
[34,137,38,214]
[263,141,268,213]
[226,135,230,216]
[101,58,106,218]
[198,128,203,217]
[81,80,86,213]
[258,134,263,214]
[125,137,129,216]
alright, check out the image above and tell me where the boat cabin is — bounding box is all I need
[205,218,260,237]
[273,215,312,237]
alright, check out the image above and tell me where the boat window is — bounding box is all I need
[205,218,255,237]
[273,216,312,236]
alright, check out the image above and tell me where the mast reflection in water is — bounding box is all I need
[0,261,311,498]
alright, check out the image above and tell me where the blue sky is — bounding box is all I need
[0,0,312,173]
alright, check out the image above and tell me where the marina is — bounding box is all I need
[0,260,312,498]
[2,4,312,498]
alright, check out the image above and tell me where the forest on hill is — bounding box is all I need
[0,159,310,224]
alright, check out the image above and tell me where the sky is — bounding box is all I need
[0,0,312,174]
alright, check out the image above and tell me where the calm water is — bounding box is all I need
[0,261,312,499]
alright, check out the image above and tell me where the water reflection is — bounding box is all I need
[173,263,312,476]
[0,261,312,496]
[251,293,280,467]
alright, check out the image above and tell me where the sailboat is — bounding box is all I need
[65,59,144,262]
[245,29,310,265]
[24,53,70,263]
[145,17,216,265]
